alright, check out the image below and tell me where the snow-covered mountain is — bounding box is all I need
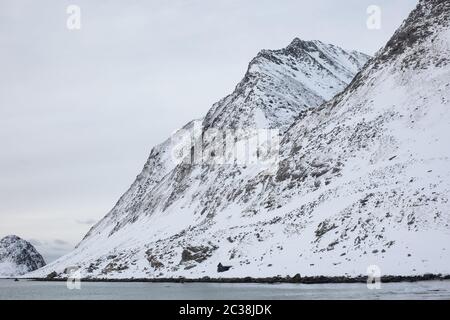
[0,235,46,277]
[202,38,369,132]
[74,39,368,248]
[28,0,450,280]
[28,38,368,279]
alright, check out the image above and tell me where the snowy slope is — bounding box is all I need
[80,118,204,241]
[29,1,450,279]
[203,38,369,132]
[0,235,46,277]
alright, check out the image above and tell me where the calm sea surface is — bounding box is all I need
[1,279,449,300]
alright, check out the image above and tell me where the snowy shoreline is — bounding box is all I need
[20,273,450,284]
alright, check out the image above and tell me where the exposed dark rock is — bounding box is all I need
[45,271,58,280]
[217,263,232,273]
[180,245,217,264]
[145,249,165,269]
[315,220,337,239]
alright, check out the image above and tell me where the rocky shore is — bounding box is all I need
[25,273,450,284]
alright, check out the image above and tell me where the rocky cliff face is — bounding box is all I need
[28,0,450,280]
[0,235,46,277]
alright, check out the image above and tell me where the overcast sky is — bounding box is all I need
[0,0,418,262]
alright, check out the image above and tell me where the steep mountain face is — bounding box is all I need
[257,0,450,276]
[80,119,204,240]
[203,39,369,132]
[28,0,450,280]
[0,235,46,277]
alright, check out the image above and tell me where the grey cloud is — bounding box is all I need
[27,239,42,246]
[23,238,74,263]
[76,219,97,225]
[53,239,70,246]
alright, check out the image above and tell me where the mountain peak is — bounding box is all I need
[288,37,307,46]
[2,235,21,242]
[203,39,370,131]
[0,235,46,277]
[375,0,449,69]
[284,38,320,53]
[252,38,323,64]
